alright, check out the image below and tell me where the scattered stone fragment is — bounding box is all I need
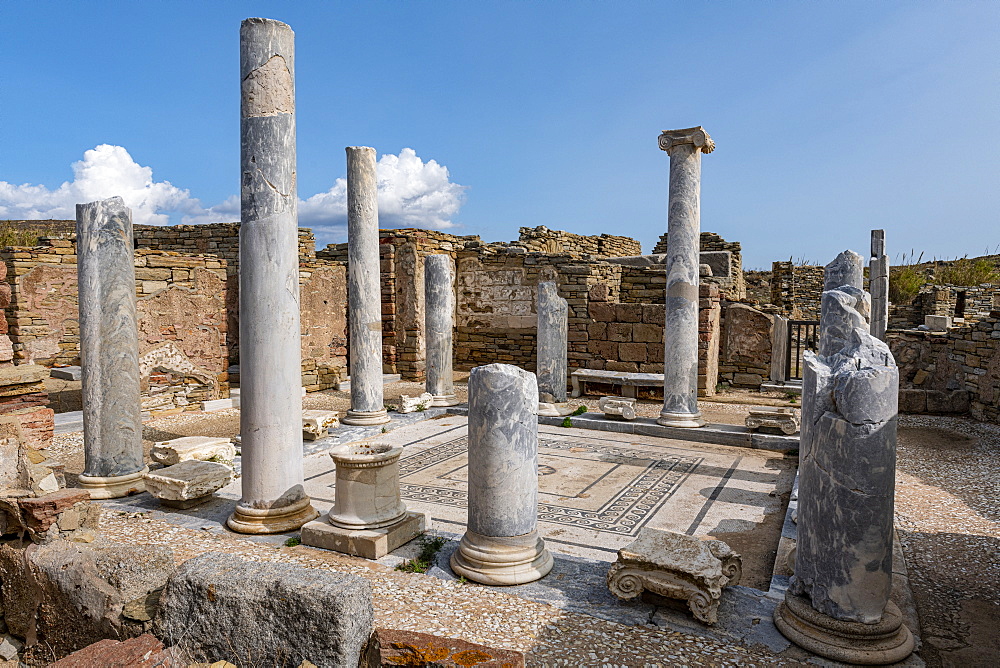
[47,634,167,668]
[376,628,525,667]
[396,393,433,414]
[0,634,22,661]
[607,527,741,625]
[745,407,800,434]
[150,436,236,466]
[143,460,233,508]
[599,395,637,421]
[302,410,340,439]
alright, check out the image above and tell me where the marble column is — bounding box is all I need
[776,290,913,664]
[451,364,553,585]
[228,17,318,534]
[870,230,889,340]
[76,197,147,499]
[536,281,572,417]
[657,127,714,428]
[424,254,459,406]
[823,249,864,292]
[342,146,391,426]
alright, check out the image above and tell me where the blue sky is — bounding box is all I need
[1,1,997,267]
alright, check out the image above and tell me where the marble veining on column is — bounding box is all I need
[343,147,391,426]
[76,196,146,498]
[823,250,864,292]
[657,127,714,428]
[536,281,571,416]
[424,254,459,407]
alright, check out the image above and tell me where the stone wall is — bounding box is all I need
[650,232,745,301]
[770,262,824,320]
[719,304,773,388]
[0,365,54,450]
[888,315,1000,422]
[516,226,642,257]
[888,283,1000,329]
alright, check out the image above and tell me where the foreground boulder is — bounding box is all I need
[155,552,376,667]
[0,540,174,662]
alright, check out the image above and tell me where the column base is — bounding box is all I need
[537,402,575,417]
[450,529,553,586]
[774,593,914,665]
[301,511,428,560]
[657,410,706,428]
[429,394,461,407]
[226,496,319,535]
[78,467,149,499]
[342,409,391,426]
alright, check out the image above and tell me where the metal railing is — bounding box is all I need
[786,320,819,381]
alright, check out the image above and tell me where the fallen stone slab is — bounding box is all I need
[150,436,236,466]
[302,409,340,439]
[143,460,233,508]
[607,527,741,625]
[48,634,172,667]
[155,552,376,667]
[376,628,525,667]
[50,366,82,382]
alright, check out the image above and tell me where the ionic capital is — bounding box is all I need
[658,127,715,155]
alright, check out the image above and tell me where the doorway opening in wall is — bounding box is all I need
[955,290,966,321]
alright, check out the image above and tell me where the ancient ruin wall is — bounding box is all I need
[718,304,773,388]
[770,262,824,320]
[516,226,642,257]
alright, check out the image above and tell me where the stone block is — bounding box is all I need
[18,489,91,534]
[301,511,428,560]
[898,389,927,413]
[155,552,375,666]
[642,304,666,324]
[143,461,233,507]
[926,389,970,414]
[50,366,82,381]
[588,302,616,322]
[618,343,648,362]
[375,629,525,667]
[150,436,236,466]
[615,303,643,322]
[396,393,432,414]
[745,407,800,435]
[632,323,662,343]
[599,396,636,421]
[302,409,340,438]
[607,527,741,625]
[607,323,632,342]
[48,634,171,668]
[924,315,952,331]
[732,372,763,387]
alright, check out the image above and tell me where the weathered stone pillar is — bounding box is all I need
[776,290,913,664]
[870,230,889,340]
[424,254,458,406]
[769,314,789,383]
[657,127,714,428]
[342,146,391,426]
[451,364,553,585]
[228,18,318,534]
[76,196,147,499]
[536,281,572,417]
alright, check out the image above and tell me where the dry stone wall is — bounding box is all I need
[516,226,641,257]
[770,262,824,320]
[719,304,773,388]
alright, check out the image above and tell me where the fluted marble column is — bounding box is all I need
[76,197,147,499]
[424,254,458,406]
[342,146,390,426]
[228,17,318,534]
[870,231,889,340]
[536,281,572,417]
[451,364,553,585]
[657,127,714,428]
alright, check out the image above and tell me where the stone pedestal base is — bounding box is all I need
[301,511,428,560]
[657,410,706,428]
[77,467,149,500]
[430,394,460,407]
[774,594,914,665]
[450,529,553,586]
[341,409,390,426]
[226,496,319,535]
[537,402,574,417]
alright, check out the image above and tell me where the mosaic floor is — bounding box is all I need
[301,417,795,561]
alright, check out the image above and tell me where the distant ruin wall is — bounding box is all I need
[652,232,745,301]
[770,262,824,320]
[516,226,641,257]
[718,304,773,389]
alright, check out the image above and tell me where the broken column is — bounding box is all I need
[228,17,318,534]
[657,127,714,428]
[451,364,553,585]
[775,289,914,665]
[342,146,390,426]
[424,254,459,407]
[870,230,889,340]
[76,197,147,499]
[823,249,864,292]
[536,281,572,417]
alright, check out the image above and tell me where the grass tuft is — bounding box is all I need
[395,535,448,573]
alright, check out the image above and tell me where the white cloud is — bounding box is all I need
[299,147,467,244]
[0,145,467,247]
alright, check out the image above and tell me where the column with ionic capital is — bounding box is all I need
[342,146,391,426]
[228,17,318,534]
[657,127,714,428]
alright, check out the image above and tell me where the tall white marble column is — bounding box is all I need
[228,17,318,534]
[76,196,147,499]
[424,254,459,406]
[451,364,553,585]
[657,127,714,428]
[870,230,889,340]
[342,146,391,426]
[536,281,572,417]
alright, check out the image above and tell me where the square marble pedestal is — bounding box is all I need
[301,511,429,560]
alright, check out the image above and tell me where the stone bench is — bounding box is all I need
[571,369,663,399]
